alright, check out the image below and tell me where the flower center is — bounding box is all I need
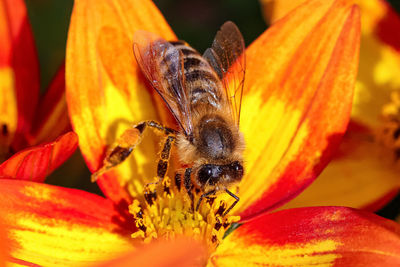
[128,176,240,255]
[377,91,400,160]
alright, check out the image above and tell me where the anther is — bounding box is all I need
[206,197,216,206]
[215,202,226,217]
[162,178,172,197]
[138,222,147,232]
[144,190,157,206]
[163,185,171,196]
[136,210,143,219]
[214,221,222,231]
[223,222,230,229]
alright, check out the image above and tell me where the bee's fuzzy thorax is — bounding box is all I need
[176,106,244,167]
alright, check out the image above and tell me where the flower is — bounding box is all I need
[261,0,400,212]
[1,0,400,266]
[0,0,78,182]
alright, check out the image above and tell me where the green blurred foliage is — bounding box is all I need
[154,0,266,51]
[25,0,73,92]
[389,0,400,11]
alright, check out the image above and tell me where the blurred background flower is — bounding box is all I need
[0,0,77,182]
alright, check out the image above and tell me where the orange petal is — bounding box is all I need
[212,207,400,266]
[237,0,360,220]
[66,0,175,203]
[95,237,207,267]
[0,218,9,266]
[0,179,135,266]
[28,64,71,146]
[0,132,78,182]
[281,121,400,211]
[0,0,39,152]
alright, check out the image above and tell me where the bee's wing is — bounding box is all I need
[133,31,193,136]
[203,21,245,126]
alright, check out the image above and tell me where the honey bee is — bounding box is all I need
[93,21,245,215]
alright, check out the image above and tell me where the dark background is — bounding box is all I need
[24,0,400,221]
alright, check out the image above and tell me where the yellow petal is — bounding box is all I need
[66,0,176,203]
[1,180,135,266]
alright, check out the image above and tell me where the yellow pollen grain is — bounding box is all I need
[128,176,240,255]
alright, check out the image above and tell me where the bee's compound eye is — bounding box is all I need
[230,161,244,179]
[233,162,242,171]
[198,165,214,185]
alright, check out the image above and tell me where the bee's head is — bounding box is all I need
[195,161,244,188]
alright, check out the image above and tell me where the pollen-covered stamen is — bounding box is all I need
[128,176,240,254]
[377,91,400,160]
[144,184,157,206]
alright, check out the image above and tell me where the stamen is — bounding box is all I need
[128,176,240,254]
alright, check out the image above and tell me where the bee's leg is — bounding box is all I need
[196,189,216,212]
[223,189,240,216]
[91,120,177,182]
[174,172,182,191]
[183,168,194,211]
[144,134,176,205]
[157,135,175,179]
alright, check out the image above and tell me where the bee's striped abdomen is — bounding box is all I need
[166,41,223,109]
